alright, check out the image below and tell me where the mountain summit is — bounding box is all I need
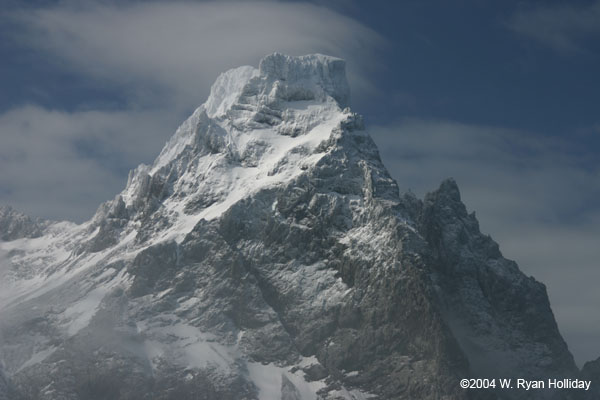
[0,54,595,400]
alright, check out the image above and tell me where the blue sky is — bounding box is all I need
[1,0,599,366]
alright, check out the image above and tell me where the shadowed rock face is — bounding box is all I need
[0,54,594,400]
[413,181,581,400]
[421,180,578,376]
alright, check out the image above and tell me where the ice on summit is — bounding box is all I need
[205,53,350,119]
[205,65,258,118]
[154,53,351,171]
[148,53,350,174]
[116,53,358,245]
[256,53,350,107]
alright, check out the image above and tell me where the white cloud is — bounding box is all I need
[507,1,600,53]
[0,0,385,221]
[14,1,385,109]
[370,119,600,366]
[0,105,180,221]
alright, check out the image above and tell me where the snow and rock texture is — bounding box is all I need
[0,206,51,241]
[0,53,595,400]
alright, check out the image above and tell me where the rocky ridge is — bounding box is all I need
[0,206,50,241]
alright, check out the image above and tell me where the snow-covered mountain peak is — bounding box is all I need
[204,53,349,120]
[151,53,352,175]
[257,53,350,108]
[101,53,363,249]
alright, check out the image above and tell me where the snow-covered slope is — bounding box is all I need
[0,53,593,400]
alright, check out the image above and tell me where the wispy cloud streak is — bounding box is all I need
[507,1,600,53]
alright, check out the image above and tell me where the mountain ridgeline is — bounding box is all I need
[0,53,597,400]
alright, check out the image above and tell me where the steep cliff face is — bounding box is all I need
[0,53,591,400]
